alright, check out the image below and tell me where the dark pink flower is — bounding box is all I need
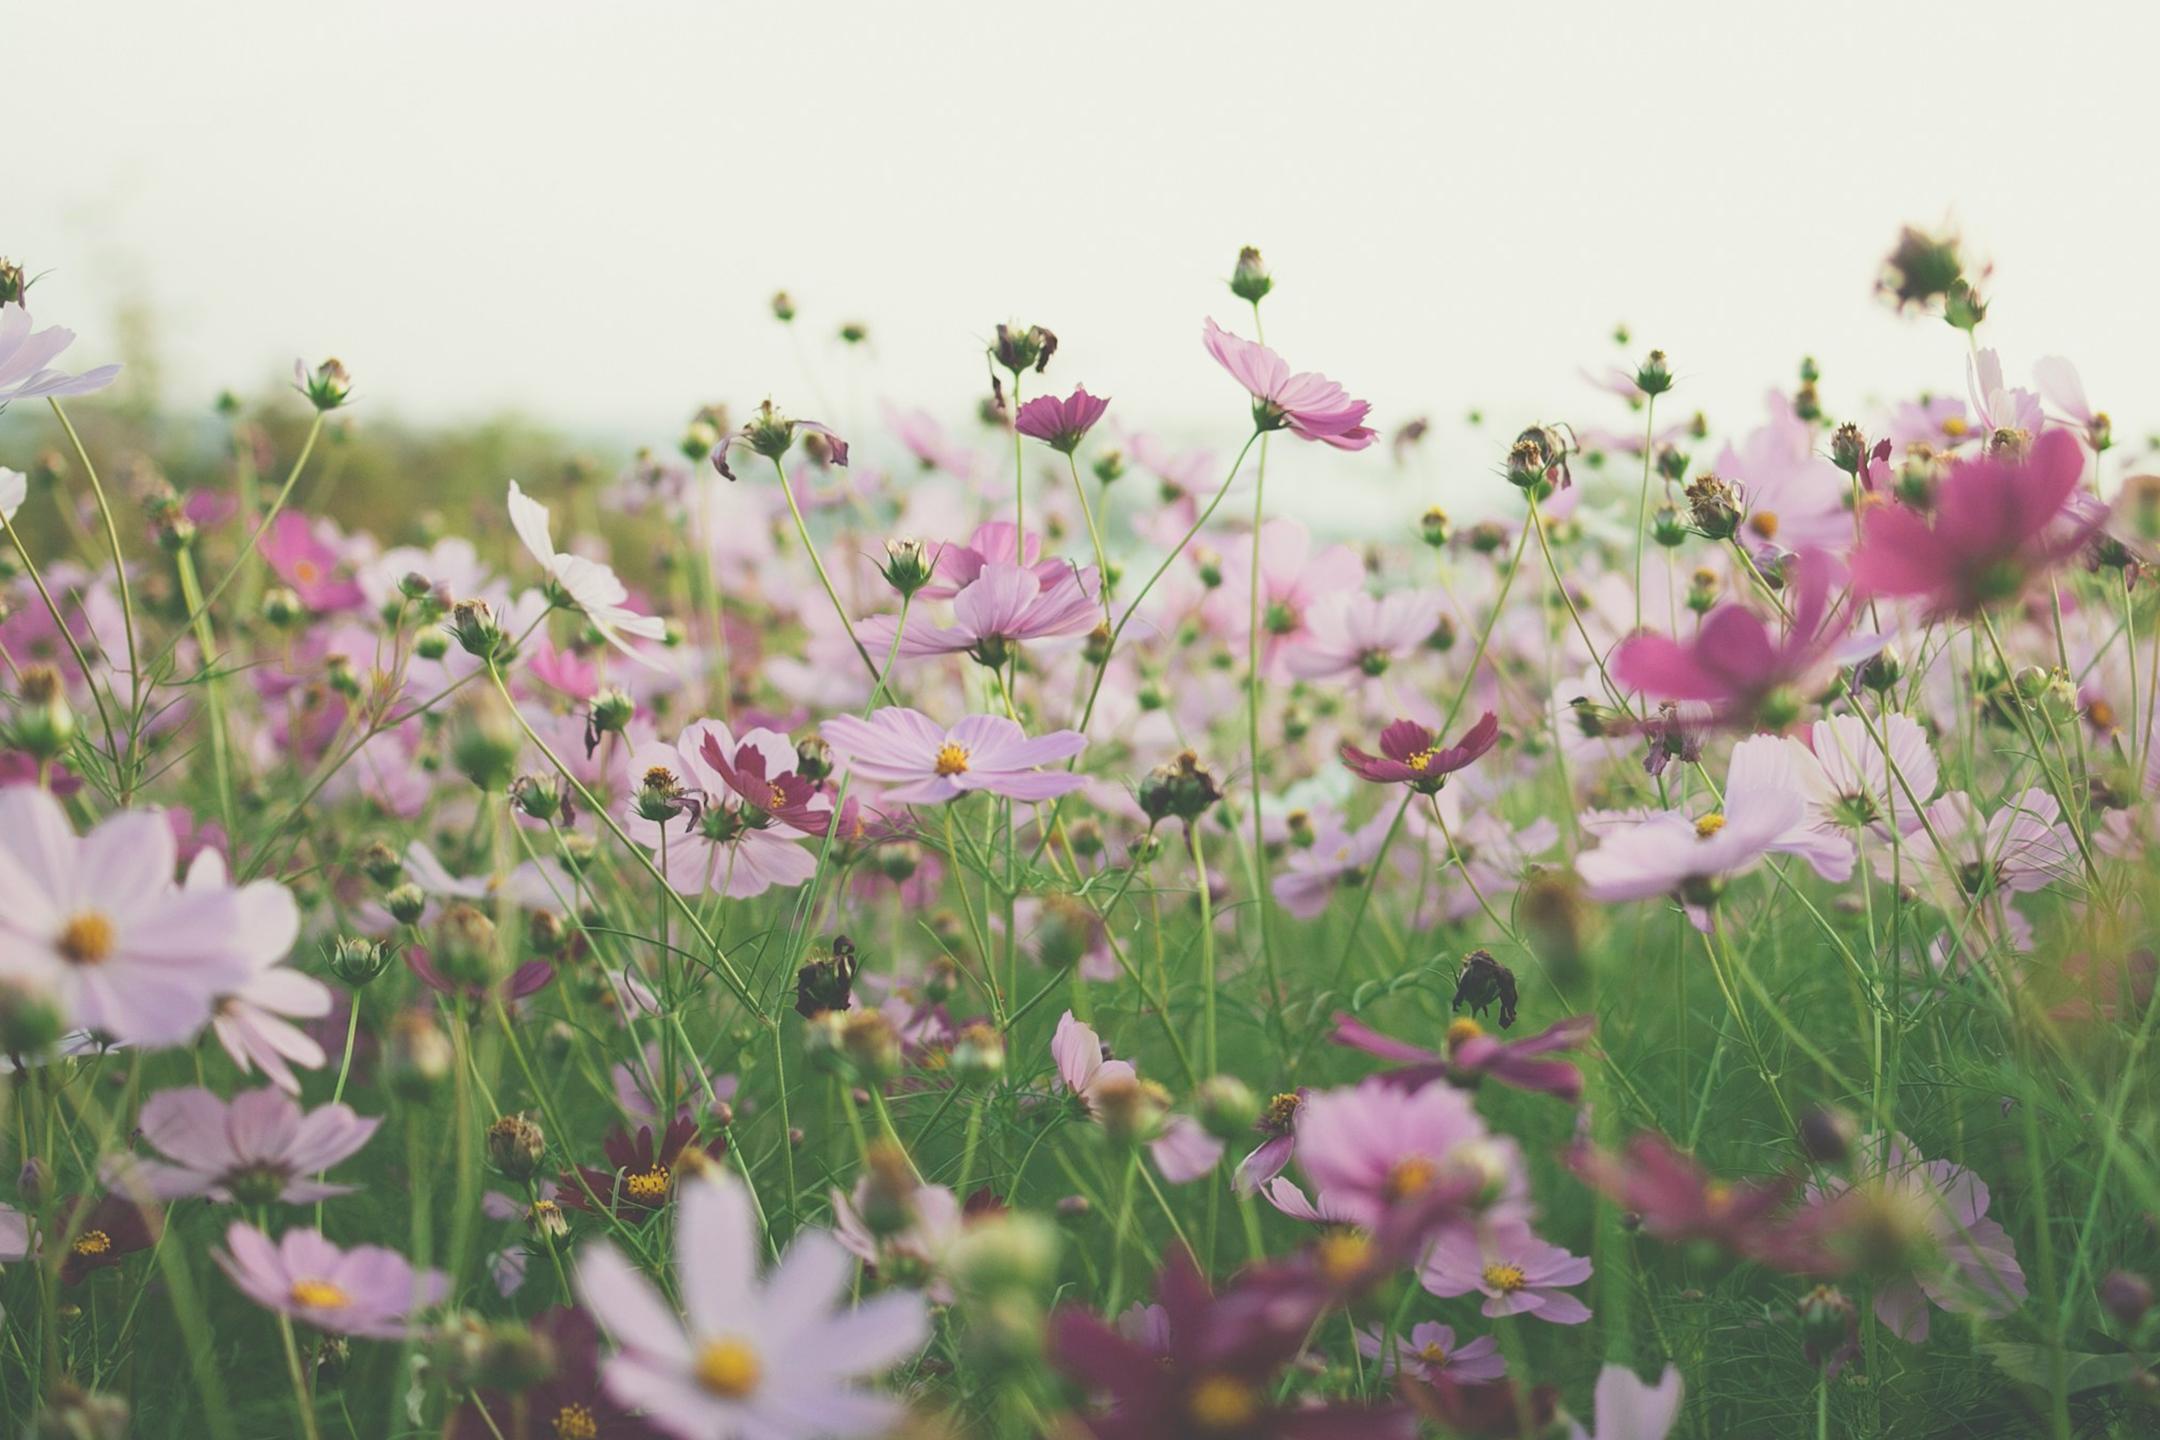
[258,512,364,612]
[1568,1134,1813,1268]
[1014,386,1111,453]
[1850,427,2099,615]
[1202,318,1376,449]
[1340,712,1499,793]
[1330,1011,1593,1104]
[1612,548,1855,727]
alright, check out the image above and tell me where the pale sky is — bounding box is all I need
[11,0,2156,518]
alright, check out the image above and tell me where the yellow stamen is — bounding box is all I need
[1419,1340,1451,1368]
[1694,813,1727,839]
[694,1337,761,1398]
[1384,1157,1436,1201]
[1187,1374,1259,1430]
[933,742,970,777]
[1316,1230,1373,1281]
[1446,1017,1485,1049]
[1404,750,1434,772]
[71,1229,112,1257]
[622,1165,672,1203]
[1482,1262,1527,1293]
[57,912,116,966]
[1747,510,1780,540]
[289,1278,350,1309]
[552,1404,599,1440]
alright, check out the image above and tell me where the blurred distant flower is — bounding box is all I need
[216,1223,445,1337]
[557,1113,726,1222]
[1283,588,1445,680]
[258,512,365,612]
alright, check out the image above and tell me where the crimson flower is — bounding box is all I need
[1340,712,1499,794]
[1014,386,1111,453]
[556,1114,726,1222]
[1329,1011,1592,1104]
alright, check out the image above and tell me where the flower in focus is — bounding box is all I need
[858,561,1101,665]
[822,708,1087,805]
[106,1086,378,1205]
[1850,428,2100,615]
[0,786,263,1046]
[1201,317,1376,449]
[1014,386,1111,453]
[506,479,668,665]
[1574,789,1806,929]
[0,302,121,408]
[576,1173,928,1439]
[1340,712,1499,793]
[215,1222,445,1338]
[1421,1221,1594,1324]
[557,1113,727,1222]
[1279,1076,1515,1231]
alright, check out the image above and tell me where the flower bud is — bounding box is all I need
[1194,1075,1261,1141]
[1829,422,1869,476]
[385,1009,454,1100]
[294,358,353,411]
[1651,505,1688,548]
[1137,750,1223,826]
[838,1009,903,1080]
[510,772,566,824]
[1635,350,1674,397]
[1879,226,1964,311]
[9,665,75,760]
[1229,246,1273,303]
[436,902,500,986]
[1797,1285,1858,1370]
[486,1113,547,1182]
[948,1022,1006,1086]
[1685,474,1741,540]
[948,1212,1061,1299]
[0,258,25,307]
[30,1383,131,1440]
[452,706,522,793]
[448,598,508,661]
[1418,506,1452,548]
[328,935,392,987]
[589,685,635,739]
[770,290,796,323]
[414,629,449,661]
[879,537,935,598]
[1089,1074,1169,1144]
[358,839,403,888]
[0,977,64,1059]
[261,589,303,628]
[990,322,1057,377]
[384,882,427,926]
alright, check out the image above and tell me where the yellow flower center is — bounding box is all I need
[71,1229,112,1257]
[1942,416,1969,437]
[1384,1156,1437,1201]
[1263,1091,1302,1129]
[1747,510,1780,540]
[623,1165,672,1203]
[933,742,970,777]
[1482,1262,1527,1293]
[289,1278,350,1309]
[1446,1017,1485,1049]
[1187,1374,1259,1430]
[57,912,116,966]
[552,1403,599,1440]
[1694,813,1727,839]
[1404,750,1434,772]
[1419,1340,1451,1368]
[694,1336,761,1398]
[1316,1230,1373,1281]
[1705,1181,1733,1215]
[768,784,788,809]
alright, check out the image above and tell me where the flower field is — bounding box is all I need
[0,230,2157,1438]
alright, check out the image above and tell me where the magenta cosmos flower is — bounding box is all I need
[1568,1134,1809,1270]
[823,708,1086,804]
[1014,386,1111,453]
[576,1174,929,1440]
[258,511,365,611]
[216,1223,446,1338]
[1612,548,1855,727]
[1850,427,2099,615]
[0,302,121,407]
[107,1086,378,1205]
[1281,1076,1516,1231]
[1422,1220,1593,1323]
[1202,318,1375,449]
[1341,712,1500,794]
[1331,1010,1593,1104]
[0,787,266,1046]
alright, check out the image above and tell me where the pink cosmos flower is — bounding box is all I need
[622,721,822,899]
[1574,788,1806,929]
[1149,1116,1226,1185]
[1421,1220,1593,1324]
[1283,588,1445,681]
[1201,318,1375,449]
[1612,549,1856,727]
[185,849,328,1094]
[1051,1010,1136,1117]
[1801,1134,2026,1343]
[1356,1321,1507,1384]
[1567,1134,1810,1270]
[1567,1364,1685,1440]
[1282,1076,1510,1230]
[0,788,262,1047]
[1341,712,1500,793]
[1850,427,2100,615]
[822,708,1086,805]
[917,521,1059,600]
[858,561,1101,664]
[1880,788,2076,948]
[216,1223,446,1338]
[1331,1011,1594,1104]
[0,302,121,406]
[1209,517,1364,675]
[1718,393,1856,559]
[576,1174,928,1439]
[1014,386,1111,453]
[885,404,977,478]
[1270,807,1407,919]
[107,1086,378,1204]
[258,512,365,612]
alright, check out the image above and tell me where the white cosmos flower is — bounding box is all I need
[506,479,667,667]
[0,468,24,524]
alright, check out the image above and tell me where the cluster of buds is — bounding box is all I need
[1137,749,1222,826]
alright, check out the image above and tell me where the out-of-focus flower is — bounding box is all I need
[1202,318,1375,449]
[1330,1011,1593,1104]
[858,561,1101,665]
[506,480,668,665]
[1568,1134,1812,1269]
[0,303,121,407]
[823,708,1086,805]
[106,1086,377,1205]
[1283,588,1445,680]
[215,1223,445,1338]
[1355,1321,1507,1384]
[575,1174,927,1439]
[258,512,365,612]
[450,1305,661,1440]
[1565,1364,1685,1440]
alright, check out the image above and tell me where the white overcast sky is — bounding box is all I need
[11,0,2157,513]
